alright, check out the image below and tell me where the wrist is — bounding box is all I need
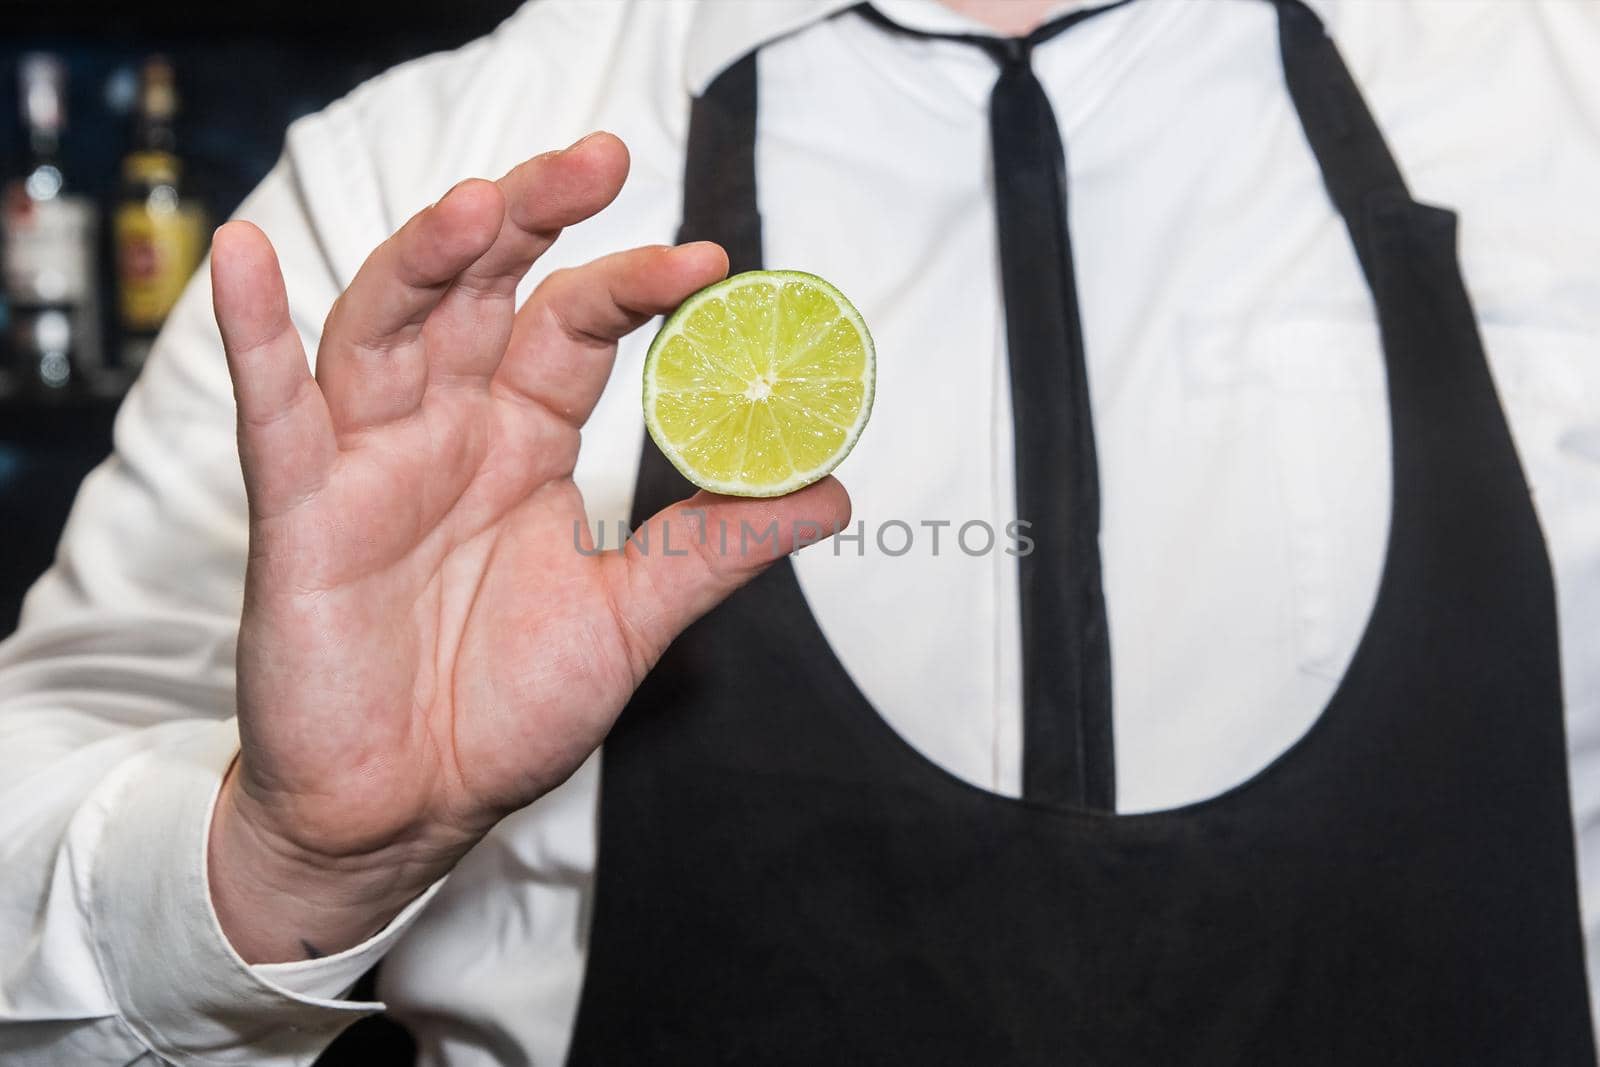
[207,763,460,964]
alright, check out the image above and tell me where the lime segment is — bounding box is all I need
[643,270,875,497]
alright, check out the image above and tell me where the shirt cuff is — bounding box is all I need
[79,719,442,1065]
[253,885,441,1001]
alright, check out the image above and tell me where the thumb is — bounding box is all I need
[601,476,852,666]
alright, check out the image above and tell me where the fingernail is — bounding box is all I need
[566,130,605,151]
[439,177,475,204]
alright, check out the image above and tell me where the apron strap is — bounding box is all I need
[631,52,764,528]
[1274,0,1413,272]
[679,51,764,274]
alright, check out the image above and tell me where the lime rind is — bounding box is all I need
[642,270,876,498]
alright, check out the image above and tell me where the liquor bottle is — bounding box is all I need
[1,54,101,397]
[114,57,206,374]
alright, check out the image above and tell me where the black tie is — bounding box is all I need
[860,3,1127,810]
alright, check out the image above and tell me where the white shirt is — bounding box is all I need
[3,0,1600,1063]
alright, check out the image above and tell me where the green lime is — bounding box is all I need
[643,270,875,498]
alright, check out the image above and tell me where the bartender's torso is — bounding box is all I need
[258,0,1600,1061]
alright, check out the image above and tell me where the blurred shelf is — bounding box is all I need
[0,0,521,42]
[0,393,121,447]
[0,397,120,637]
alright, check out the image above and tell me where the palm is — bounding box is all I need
[215,135,847,863]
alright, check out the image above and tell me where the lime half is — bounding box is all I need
[643,270,875,498]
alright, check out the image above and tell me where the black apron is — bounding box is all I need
[565,1,1596,1063]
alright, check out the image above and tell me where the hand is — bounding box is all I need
[206,133,850,962]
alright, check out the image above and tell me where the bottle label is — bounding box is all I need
[116,198,206,331]
[1,187,97,304]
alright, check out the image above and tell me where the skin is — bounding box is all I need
[208,136,849,962]
[941,0,1078,36]
[210,1,1054,964]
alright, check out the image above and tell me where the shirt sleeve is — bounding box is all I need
[0,140,434,1064]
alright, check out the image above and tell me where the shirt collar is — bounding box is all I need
[684,0,1337,94]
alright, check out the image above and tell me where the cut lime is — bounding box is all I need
[643,270,875,498]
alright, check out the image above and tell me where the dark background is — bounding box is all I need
[0,0,525,636]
